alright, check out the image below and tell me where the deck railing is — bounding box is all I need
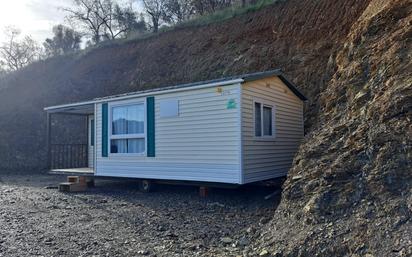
[50,144,88,169]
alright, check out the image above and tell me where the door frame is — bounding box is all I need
[88,115,95,169]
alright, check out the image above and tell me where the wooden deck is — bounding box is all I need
[50,167,94,176]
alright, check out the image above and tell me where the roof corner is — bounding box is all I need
[241,69,307,101]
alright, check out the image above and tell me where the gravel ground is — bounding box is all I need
[0,172,281,257]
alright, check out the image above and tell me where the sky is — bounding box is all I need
[0,0,74,43]
[0,0,141,44]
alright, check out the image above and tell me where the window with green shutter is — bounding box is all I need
[110,103,145,154]
[104,97,155,157]
[146,96,155,157]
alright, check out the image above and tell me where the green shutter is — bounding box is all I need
[102,103,108,157]
[146,96,155,157]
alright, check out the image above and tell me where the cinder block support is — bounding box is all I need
[199,186,209,197]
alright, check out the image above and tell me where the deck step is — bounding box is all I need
[59,182,87,192]
[67,176,87,185]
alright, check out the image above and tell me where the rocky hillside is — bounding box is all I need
[0,0,370,170]
[255,0,412,256]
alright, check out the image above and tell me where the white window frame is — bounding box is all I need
[108,98,147,157]
[88,116,95,147]
[253,99,276,140]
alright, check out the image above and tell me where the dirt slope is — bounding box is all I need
[0,0,370,170]
[255,0,412,256]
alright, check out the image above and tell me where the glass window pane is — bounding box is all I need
[263,106,272,136]
[112,104,144,135]
[110,139,145,154]
[128,139,145,153]
[111,139,127,153]
[127,104,144,134]
[255,102,262,137]
[112,106,128,135]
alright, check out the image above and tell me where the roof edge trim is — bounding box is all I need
[44,69,308,112]
[241,69,307,101]
[44,78,243,112]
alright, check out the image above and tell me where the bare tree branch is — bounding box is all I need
[0,27,41,72]
[63,0,144,44]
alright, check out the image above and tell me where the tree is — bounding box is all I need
[0,27,41,72]
[192,0,233,15]
[163,0,194,23]
[141,0,168,32]
[63,0,106,43]
[123,13,148,38]
[43,25,82,57]
[102,4,140,39]
[63,0,142,44]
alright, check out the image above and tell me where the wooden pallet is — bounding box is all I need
[67,176,87,185]
[59,182,87,192]
[59,176,88,192]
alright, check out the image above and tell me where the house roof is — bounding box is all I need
[242,69,307,101]
[45,69,307,113]
[95,69,307,101]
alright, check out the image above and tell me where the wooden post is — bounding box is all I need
[46,112,52,170]
[85,115,89,168]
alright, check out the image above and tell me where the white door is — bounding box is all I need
[88,115,95,169]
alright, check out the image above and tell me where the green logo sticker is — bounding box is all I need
[227,99,237,109]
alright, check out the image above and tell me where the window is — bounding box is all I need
[110,103,145,154]
[254,101,275,138]
[254,102,262,137]
[159,99,179,118]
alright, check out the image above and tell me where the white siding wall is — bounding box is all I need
[241,77,304,183]
[95,84,242,184]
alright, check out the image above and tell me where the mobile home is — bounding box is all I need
[44,70,307,185]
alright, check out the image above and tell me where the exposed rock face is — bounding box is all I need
[257,0,412,256]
